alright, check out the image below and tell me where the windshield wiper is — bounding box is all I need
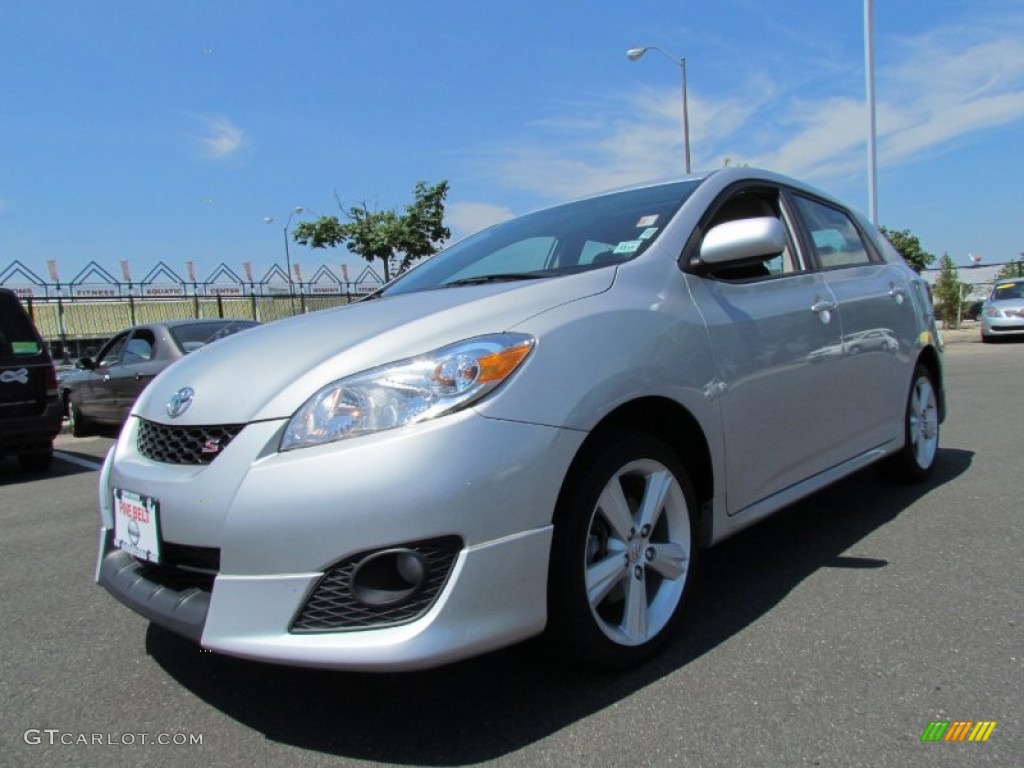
[442,273,549,287]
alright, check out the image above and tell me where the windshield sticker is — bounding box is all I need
[636,215,659,228]
[639,227,659,240]
[11,341,40,355]
[613,240,642,255]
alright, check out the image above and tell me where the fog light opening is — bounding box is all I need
[350,549,427,607]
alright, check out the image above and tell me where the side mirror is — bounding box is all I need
[699,217,786,266]
[78,357,96,370]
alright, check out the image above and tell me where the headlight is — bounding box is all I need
[984,306,1002,318]
[281,333,535,451]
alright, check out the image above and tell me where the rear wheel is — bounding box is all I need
[881,365,939,482]
[547,433,698,669]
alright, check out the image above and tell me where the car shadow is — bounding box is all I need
[0,449,101,484]
[145,447,973,765]
[63,422,123,440]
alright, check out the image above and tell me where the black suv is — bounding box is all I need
[0,289,63,470]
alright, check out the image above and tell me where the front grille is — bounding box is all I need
[137,562,216,591]
[161,541,220,573]
[292,536,462,632]
[137,419,244,465]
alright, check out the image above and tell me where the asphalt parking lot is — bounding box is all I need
[0,333,1020,768]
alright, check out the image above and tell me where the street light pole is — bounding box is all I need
[264,206,305,298]
[864,0,878,224]
[626,45,691,173]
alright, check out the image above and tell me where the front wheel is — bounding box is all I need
[547,433,698,669]
[68,395,93,438]
[881,365,939,483]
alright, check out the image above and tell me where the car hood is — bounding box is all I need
[133,270,614,425]
[989,298,1024,311]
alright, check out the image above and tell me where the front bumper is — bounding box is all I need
[981,314,1024,338]
[96,410,583,670]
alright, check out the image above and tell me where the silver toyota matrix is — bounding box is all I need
[96,169,945,671]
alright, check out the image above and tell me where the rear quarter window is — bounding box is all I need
[0,293,44,362]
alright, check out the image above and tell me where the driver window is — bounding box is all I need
[96,333,128,369]
[122,330,155,365]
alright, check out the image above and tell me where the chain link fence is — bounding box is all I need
[20,293,353,360]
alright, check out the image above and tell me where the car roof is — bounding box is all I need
[563,167,848,214]
[114,318,256,333]
[162,318,256,327]
[479,168,849,236]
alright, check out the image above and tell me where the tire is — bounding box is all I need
[881,365,939,483]
[68,395,93,437]
[18,446,53,472]
[547,433,698,670]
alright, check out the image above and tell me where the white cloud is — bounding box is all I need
[446,201,516,241]
[477,82,778,201]
[875,30,1024,165]
[195,115,245,158]
[468,15,1024,200]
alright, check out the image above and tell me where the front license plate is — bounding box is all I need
[113,489,161,564]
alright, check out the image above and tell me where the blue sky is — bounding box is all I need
[2,0,1022,286]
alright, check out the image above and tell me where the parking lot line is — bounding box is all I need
[54,451,104,471]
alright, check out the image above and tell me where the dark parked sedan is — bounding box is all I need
[62,319,257,435]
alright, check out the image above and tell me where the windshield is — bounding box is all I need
[382,180,702,297]
[991,281,1024,301]
[170,321,258,353]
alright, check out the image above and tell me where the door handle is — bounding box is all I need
[889,286,907,305]
[811,298,837,325]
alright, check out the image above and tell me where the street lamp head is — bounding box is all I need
[263,216,274,224]
[624,43,691,173]
[293,206,304,215]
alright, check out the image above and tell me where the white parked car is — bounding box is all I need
[980,277,1024,342]
[96,168,945,671]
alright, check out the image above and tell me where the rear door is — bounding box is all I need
[788,193,919,454]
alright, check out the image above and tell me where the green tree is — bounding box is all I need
[293,180,450,283]
[932,253,964,328]
[994,255,1024,280]
[878,226,936,273]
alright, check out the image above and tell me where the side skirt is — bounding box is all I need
[706,444,894,546]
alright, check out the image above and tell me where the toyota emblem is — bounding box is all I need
[166,386,195,418]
